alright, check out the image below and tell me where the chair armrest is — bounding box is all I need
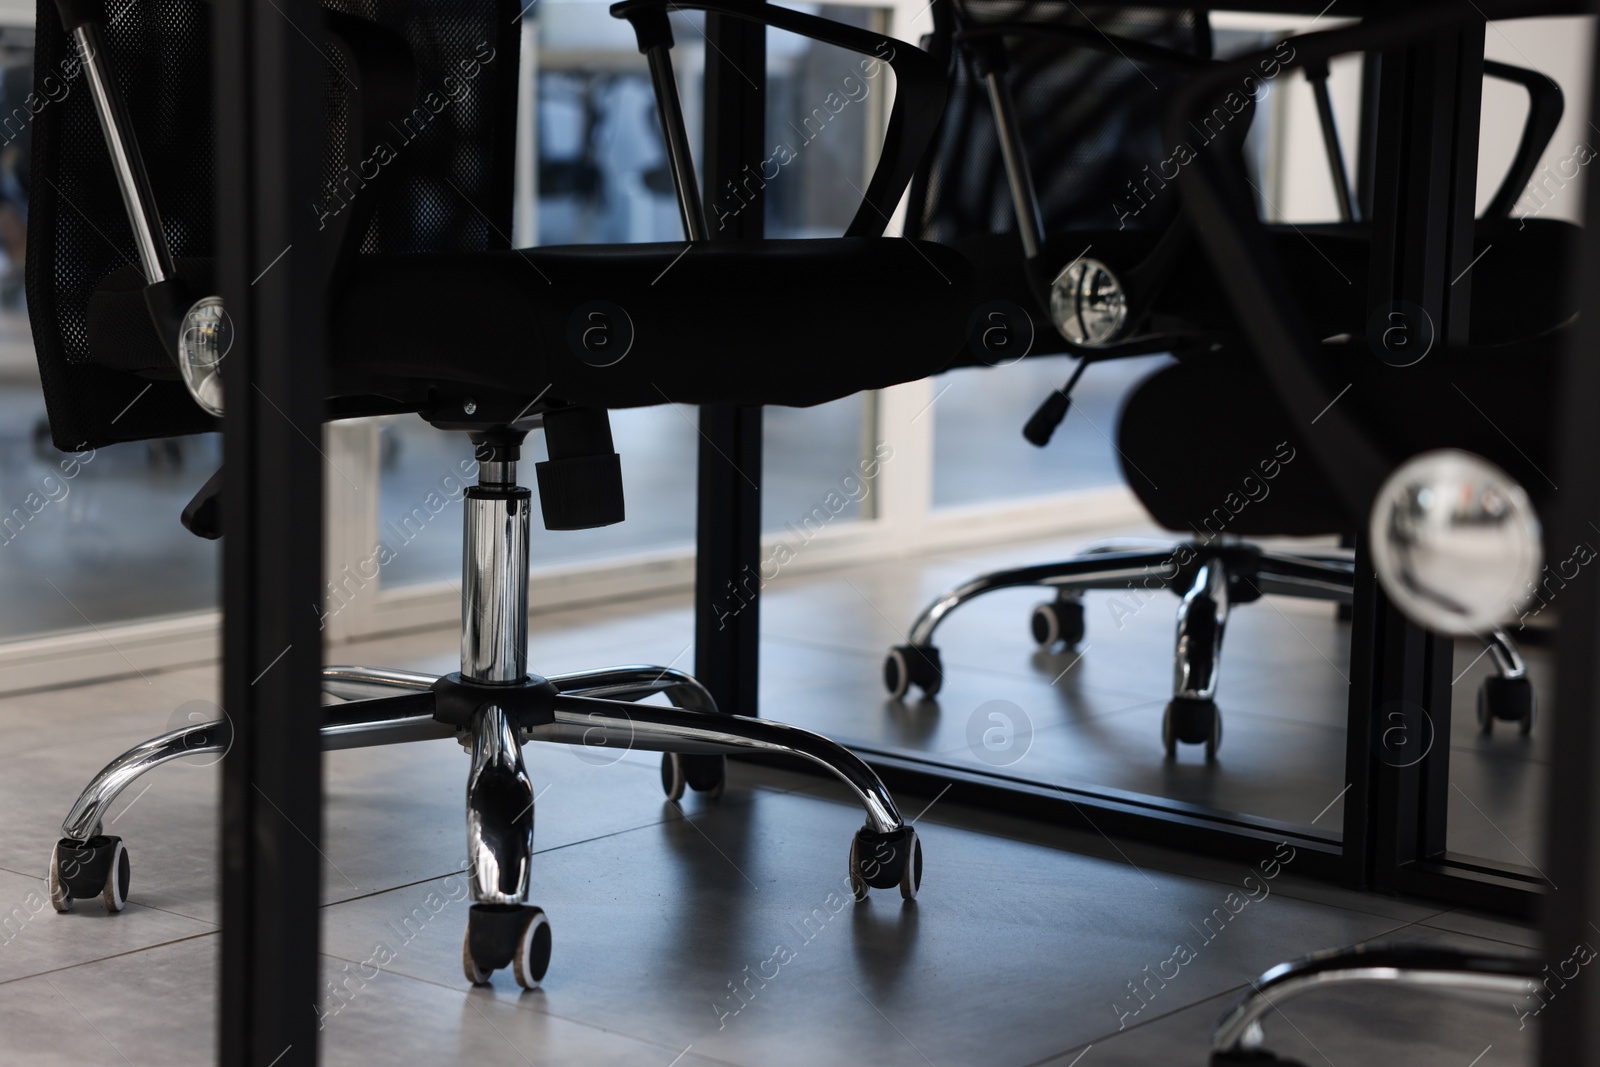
[611,0,946,239]
[1481,59,1565,220]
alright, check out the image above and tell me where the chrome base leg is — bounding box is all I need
[532,694,904,834]
[530,693,922,900]
[1164,558,1230,758]
[466,703,534,905]
[323,664,436,700]
[1483,627,1528,681]
[905,550,1179,646]
[884,549,1179,700]
[1212,945,1537,1057]
[1174,559,1230,703]
[59,718,233,844]
[58,694,457,843]
[549,664,718,714]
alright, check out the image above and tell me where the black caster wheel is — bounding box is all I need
[883,645,943,699]
[462,903,551,989]
[49,836,130,914]
[848,825,922,902]
[1030,595,1086,651]
[661,753,726,801]
[1163,698,1220,759]
[1478,675,1536,736]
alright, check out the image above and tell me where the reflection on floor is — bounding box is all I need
[0,527,1547,1064]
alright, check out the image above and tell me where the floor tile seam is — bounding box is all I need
[0,927,219,989]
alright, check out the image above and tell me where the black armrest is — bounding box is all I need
[611,0,946,238]
[1481,59,1565,219]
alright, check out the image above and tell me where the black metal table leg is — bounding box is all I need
[695,14,767,719]
[216,1,328,1063]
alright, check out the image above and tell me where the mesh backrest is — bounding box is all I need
[26,0,521,449]
[909,2,1204,244]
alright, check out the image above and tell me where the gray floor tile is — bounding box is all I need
[0,866,212,986]
[320,789,1410,1067]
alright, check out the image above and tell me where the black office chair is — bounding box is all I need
[1161,7,1573,1061]
[880,0,1561,757]
[32,0,979,987]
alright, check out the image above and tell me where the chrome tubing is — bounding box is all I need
[1254,553,1357,603]
[319,697,455,751]
[1213,947,1538,1054]
[465,704,535,906]
[1174,559,1229,701]
[60,719,229,842]
[549,664,719,714]
[322,665,438,701]
[983,70,1045,259]
[906,551,1178,646]
[533,695,902,834]
[73,24,175,283]
[60,699,456,840]
[1483,627,1528,680]
[461,467,531,685]
[645,44,708,241]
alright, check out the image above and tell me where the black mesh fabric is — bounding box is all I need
[908,2,1203,245]
[27,0,521,450]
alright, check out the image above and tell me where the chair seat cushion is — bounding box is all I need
[84,237,978,412]
[1120,332,1562,538]
[340,237,980,409]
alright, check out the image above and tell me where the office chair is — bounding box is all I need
[880,0,1562,756]
[1160,7,1574,1062]
[33,0,978,986]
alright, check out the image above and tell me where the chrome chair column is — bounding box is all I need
[458,455,537,901]
[462,457,530,684]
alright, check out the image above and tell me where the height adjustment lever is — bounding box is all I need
[1022,359,1090,448]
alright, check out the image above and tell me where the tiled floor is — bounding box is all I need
[0,528,1548,1065]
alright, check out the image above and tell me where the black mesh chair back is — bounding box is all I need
[908,1,1207,246]
[27,0,522,451]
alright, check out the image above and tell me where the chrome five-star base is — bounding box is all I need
[47,447,922,987]
[881,538,1536,758]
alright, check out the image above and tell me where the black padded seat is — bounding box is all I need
[942,218,1577,372]
[85,237,978,411]
[1121,332,1562,539]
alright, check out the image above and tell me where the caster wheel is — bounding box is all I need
[1163,698,1219,756]
[661,752,686,802]
[100,839,130,912]
[511,908,552,990]
[848,825,922,901]
[883,645,943,699]
[50,836,130,914]
[463,903,551,988]
[47,843,71,913]
[1030,596,1085,651]
[462,926,491,985]
[1478,675,1536,736]
[661,753,726,801]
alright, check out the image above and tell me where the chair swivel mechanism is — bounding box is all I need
[1161,6,1571,1061]
[882,2,1558,755]
[32,0,978,986]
